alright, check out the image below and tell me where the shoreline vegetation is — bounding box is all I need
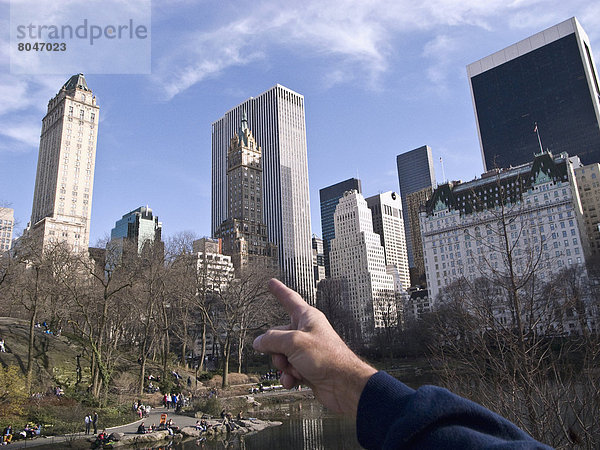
[36,390,314,449]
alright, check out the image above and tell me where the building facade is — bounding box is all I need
[574,163,600,259]
[330,190,395,339]
[193,238,235,293]
[311,235,325,288]
[0,207,14,252]
[396,146,436,273]
[214,113,277,274]
[192,238,235,359]
[366,191,410,293]
[212,85,314,303]
[468,17,600,170]
[405,187,433,285]
[27,74,99,252]
[319,178,362,278]
[421,152,587,306]
[110,206,163,256]
[404,286,432,322]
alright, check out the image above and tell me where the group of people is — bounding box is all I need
[136,422,156,434]
[219,410,240,432]
[260,369,281,381]
[84,412,98,435]
[132,401,151,419]
[34,321,61,336]
[163,392,188,411]
[94,430,111,446]
[1,423,42,445]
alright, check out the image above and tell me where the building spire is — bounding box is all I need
[241,109,248,131]
[238,109,249,146]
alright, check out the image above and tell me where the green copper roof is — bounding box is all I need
[63,73,90,92]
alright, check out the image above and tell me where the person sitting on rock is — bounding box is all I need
[96,430,109,444]
[137,422,147,434]
[196,419,207,431]
[166,418,179,433]
[2,425,12,444]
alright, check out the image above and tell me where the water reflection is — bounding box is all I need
[169,399,361,450]
[241,417,361,450]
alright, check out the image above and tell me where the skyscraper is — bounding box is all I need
[214,113,277,273]
[396,146,436,274]
[330,190,395,340]
[574,163,600,259]
[319,178,362,277]
[110,206,162,254]
[27,74,99,252]
[468,17,600,170]
[212,85,314,303]
[405,187,433,285]
[366,191,410,293]
[0,207,14,252]
[311,235,325,287]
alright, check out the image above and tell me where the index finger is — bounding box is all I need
[268,278,309,317]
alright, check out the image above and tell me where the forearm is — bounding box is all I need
[356,372,552,449]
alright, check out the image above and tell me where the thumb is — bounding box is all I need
[253,329,301,356]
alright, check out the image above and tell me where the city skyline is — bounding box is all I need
[1,3,600,246]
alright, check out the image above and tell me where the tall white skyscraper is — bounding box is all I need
[330,190,396,339]
[366,191,410,293]
[0,207,14,252]
[27,74,99,252]
[212,85,314,303]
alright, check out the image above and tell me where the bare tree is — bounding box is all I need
[316,278,360,348]
[59,241,134,403]
[427,171,600,447]
[212,267,278,388]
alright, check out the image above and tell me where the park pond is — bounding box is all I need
[169,398,361,449]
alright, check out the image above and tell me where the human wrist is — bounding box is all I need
[338,358,377,416]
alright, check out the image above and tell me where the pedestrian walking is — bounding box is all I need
[92,411,98,434]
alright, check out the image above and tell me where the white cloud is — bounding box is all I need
[152,0,594,98]
[0,119,40,151]
[422,34,461,90]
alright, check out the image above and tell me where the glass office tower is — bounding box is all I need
[396,146,436,270]
[468,17,600,170]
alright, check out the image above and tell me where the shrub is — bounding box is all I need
[196,371,212,382]
[0,366,28,423]
[193,396,222,417]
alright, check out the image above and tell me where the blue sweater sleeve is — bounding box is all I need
[356,371,553,449]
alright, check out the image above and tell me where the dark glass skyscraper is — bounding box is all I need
[468,17,600,170]
[396,146,436,270]
[319,178,361,277]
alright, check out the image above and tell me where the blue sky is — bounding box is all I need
[1,0,599,245]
